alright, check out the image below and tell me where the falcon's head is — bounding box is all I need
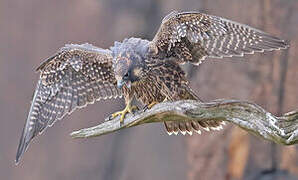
[113,54,145,89]
[111,38,150,89]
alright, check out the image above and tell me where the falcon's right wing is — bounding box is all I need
[16,44,122,163]
[151,11,289,65]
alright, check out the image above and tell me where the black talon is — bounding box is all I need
[143,105,149,112]
[107,115,114,121]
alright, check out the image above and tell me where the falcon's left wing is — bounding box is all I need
[16,44,121,163]
[151,11,289,65]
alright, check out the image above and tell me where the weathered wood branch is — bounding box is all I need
[70,99,298,145]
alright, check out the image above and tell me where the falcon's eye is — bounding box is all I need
[123,72,129,80]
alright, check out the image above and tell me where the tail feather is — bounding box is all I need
[164,86,226,135]
[185,122,192,133]
[165,119,225,135]
[178,122,187,133]
[190,121,200,131]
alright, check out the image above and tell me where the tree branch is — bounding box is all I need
[70,99,298,145]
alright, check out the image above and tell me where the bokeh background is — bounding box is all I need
[1,0,298,180]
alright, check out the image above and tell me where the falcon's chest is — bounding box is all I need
[122,79,165,105]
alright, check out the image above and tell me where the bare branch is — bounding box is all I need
[70,99,298,145]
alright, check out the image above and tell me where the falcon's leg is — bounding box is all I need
[111,98,138,124]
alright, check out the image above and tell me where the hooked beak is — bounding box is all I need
[117,80,131,89]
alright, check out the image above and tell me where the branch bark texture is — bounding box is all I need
[70,99,298,145]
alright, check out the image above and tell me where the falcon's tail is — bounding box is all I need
[163,86,225,135]
[164,120,226,135]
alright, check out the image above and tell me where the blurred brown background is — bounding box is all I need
[1,0,297,180]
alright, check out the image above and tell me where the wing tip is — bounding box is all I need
[15,145,24,165]
[281,39,290,49]
[16,114,38,164]
[15,129,29,165]
[15,125,36,165]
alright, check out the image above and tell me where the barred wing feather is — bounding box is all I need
[16,44,122,163]
[152,11,289,64]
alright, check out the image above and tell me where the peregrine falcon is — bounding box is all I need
[16,11,288,163]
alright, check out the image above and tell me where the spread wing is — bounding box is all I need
[151,11,289,65]
[16,43,122,163]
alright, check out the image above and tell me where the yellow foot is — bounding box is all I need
[111,104,138,123]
